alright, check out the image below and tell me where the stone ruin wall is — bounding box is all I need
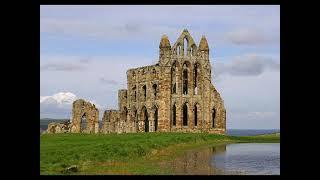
[47,29,226,135]
[124,64,172,133]
[46,121,71,134]
[70,99,99,133]
[101,110,120,134]
[100,29,226,134]
[47,99,99,134]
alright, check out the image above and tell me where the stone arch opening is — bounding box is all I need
[184,37,188,56]
[141,106,149,132]
[132,86,137,102]
[142,85,147,101]
[212,108,216,128]
[172,104,177,126]
[194,104,198,127]
[190,44,196,56]
[194,63,201,95]
[183,63,189,95]
[153,84,157,99]
[134,109,138,132]
[71,99,99,134]
[81,113,87,133]
[183,103,188,126]
[153,106,158,132]
[122,107,128,122]
[131,108,138,131]
[171,62,177,94]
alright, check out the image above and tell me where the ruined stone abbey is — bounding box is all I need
[47,29,226,135]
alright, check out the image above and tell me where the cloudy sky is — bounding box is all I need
[40,5,280,129]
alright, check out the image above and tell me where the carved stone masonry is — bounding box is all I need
[47,29,226,135]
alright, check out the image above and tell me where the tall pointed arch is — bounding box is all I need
[171,61,179,94]
[80,113,87,133]
[194,103,199,127]
[212,108,216,128]
[172,29,197,57]
[182,62,191,95]
[184,37,188,56]
[153,105,159,132]
[194,62,201,95]
[172,103,177,126]
[141,106,149,132]
[122,107,128,122]
[182,102,188,126]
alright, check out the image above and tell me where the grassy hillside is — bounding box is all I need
[40,132,279,175]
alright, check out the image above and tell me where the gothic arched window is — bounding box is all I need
[141,106,149,132]
[81,113,87,133]
[194,104,198,127]
[183,103,188,126]
[171,62,177,94]
[177,45,181,56]
[172,104,176,126]
[184,38,188,56]
[122,107,128,122]
[154,106,158,132]
[183,63,188,95]
[194,63,200,95]
[212,108,216,128]
[153,84,157,99]
[132,86,137,102]
[142,85,147,101]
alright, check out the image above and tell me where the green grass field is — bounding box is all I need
[40,132,280,175]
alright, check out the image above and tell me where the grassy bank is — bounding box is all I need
[40,132,280,175]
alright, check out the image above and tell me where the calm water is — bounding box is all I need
[213,143,280,175]
[163,143,280,175]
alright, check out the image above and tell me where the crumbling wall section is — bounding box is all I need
[46,121,71,134]
[70,99,99,134]
[101,110,121,133]
[48,29,226,135]
[207,84,226,134]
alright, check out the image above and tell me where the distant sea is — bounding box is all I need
[227,129,280,136]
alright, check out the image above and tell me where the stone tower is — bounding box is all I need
[99,29,226,134]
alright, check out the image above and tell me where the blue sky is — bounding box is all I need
[40,5,280,129]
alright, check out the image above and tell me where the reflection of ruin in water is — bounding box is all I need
[163,143,280,175]
[164,144,229,175]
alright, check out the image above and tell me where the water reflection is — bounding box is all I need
[163,143,280,175]
[164,144,227,175]
[213,143,280,175]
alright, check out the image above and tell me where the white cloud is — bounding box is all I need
[40,63,86,72]
[40,92,103,119]
[228,111,280,129]
[40,17,181,41]
[40,92,77,105]
[215,70,280,129]
[40,5,279,45]
[213,53,279,78]
[225,28,279,45]
[99,77,119,85]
